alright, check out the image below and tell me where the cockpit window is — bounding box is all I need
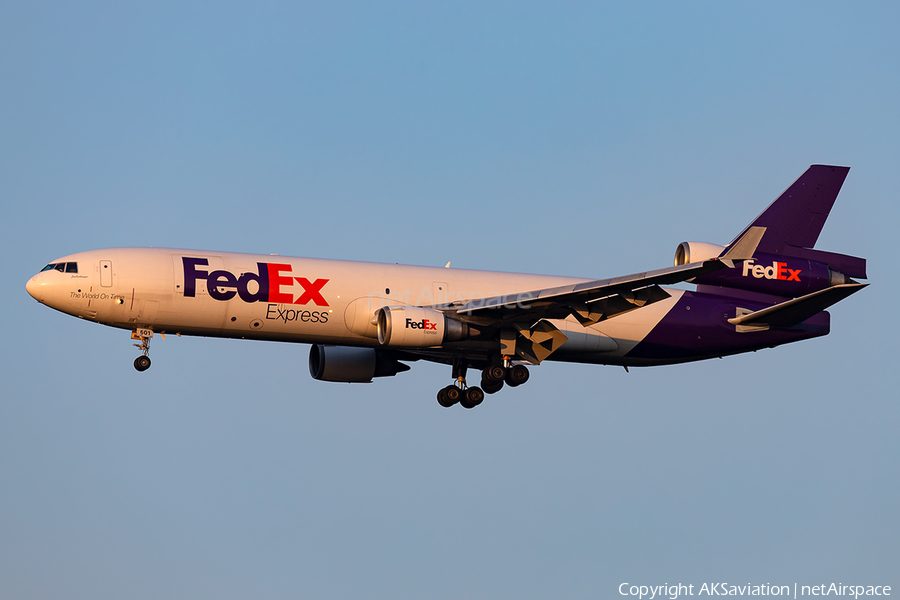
[40,262,78,273]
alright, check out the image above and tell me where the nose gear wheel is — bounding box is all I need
[132,329,153,372]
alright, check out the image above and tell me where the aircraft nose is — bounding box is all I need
[26,273,44,302]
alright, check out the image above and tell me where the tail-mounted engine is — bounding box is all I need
[674,241,726,265]
[376,306,469,347]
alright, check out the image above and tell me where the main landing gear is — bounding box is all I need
[436,358,530,409]
[437,384,484,409]
[132,328,153,372]
[480,363,529,394]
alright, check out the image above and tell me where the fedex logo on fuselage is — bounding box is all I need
[742,258,801,282]
[406,318,438,331]
[182,257,329,305]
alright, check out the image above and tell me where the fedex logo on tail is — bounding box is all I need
[742,258,801,282]
[182,257,329,305]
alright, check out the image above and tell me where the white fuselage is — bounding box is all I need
[26,247,684,363]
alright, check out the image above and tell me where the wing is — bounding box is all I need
[438,229,763,364]
[453,226,766,327]
[454,258,726,326]
[438,258,730,365]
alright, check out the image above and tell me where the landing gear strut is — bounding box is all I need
[132,328,153,372]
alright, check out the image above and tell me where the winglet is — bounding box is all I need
[719,226,766,267]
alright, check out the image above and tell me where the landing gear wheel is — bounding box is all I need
[505,364,530,387]
[481,377,504,394]
[437,385,461,408]
[484,365,506,383]
[460,386,485,409]
[134,355,152,372]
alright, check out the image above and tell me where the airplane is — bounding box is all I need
[26,165,867,408]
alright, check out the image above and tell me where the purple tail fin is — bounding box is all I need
[725,165,866,278]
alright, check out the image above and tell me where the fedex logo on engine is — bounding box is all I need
[406,318,438,331]
[742,259,801,282]
[182,257,329,305]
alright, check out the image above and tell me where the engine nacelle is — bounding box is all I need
[308,345,410,383]
[376,306,469,347]
[674,241,726,265]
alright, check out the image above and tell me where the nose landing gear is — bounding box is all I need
[132,328,153,372]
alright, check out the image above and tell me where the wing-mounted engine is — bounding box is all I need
[376,306,470,347]
[309,345,411,383]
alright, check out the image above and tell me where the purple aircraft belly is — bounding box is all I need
[626,290,831,365]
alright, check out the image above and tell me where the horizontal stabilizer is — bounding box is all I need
[728,283,867,329]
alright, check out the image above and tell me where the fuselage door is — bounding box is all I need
[100,260,113,287]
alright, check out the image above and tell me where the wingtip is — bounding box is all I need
[721,226,766,263]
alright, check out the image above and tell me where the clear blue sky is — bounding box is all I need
[2,3,897,598]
